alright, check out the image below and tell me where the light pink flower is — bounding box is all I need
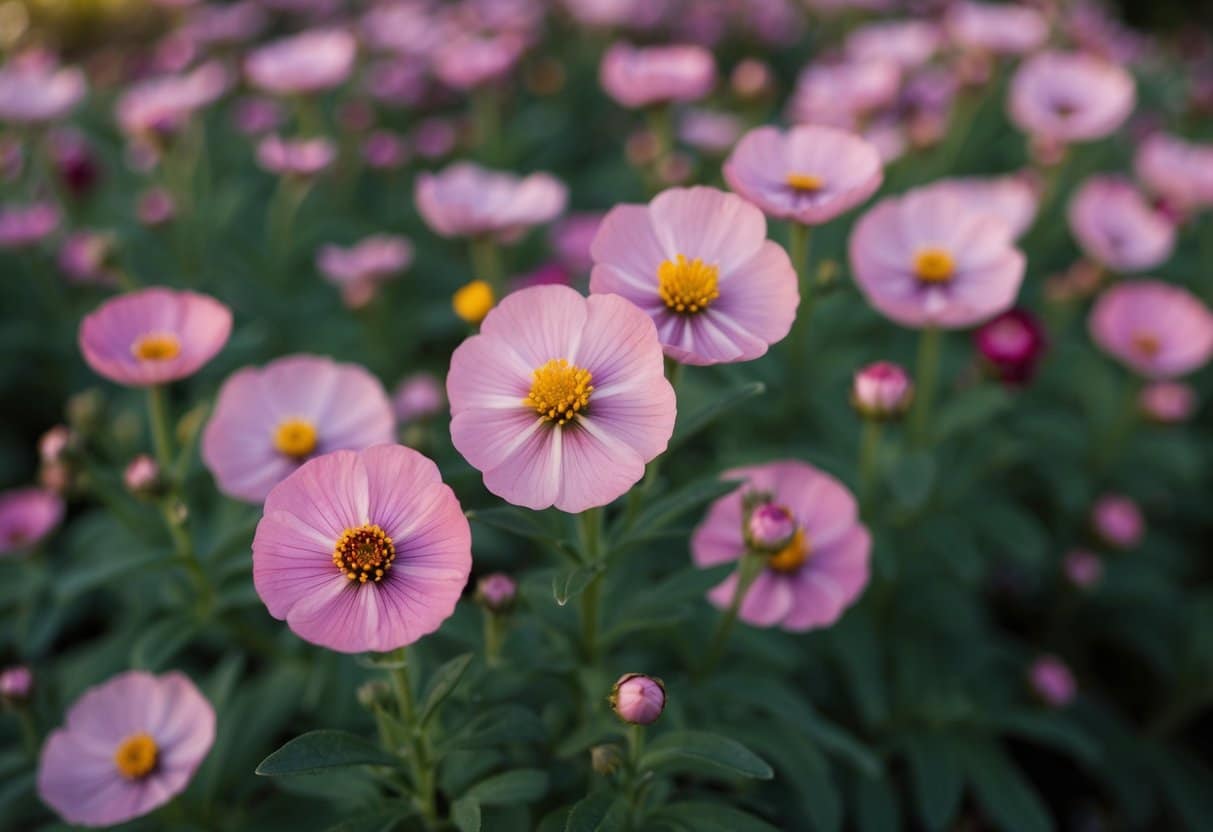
[359,1,455,56]
[433,32,527,90]
[846,20,940,68]
[414,162,567,239]
[1134,132,1213,214]
[1008,51,1135,144]
[37,671,215,827]
[245,28,356,96]
[58,231,117,286]
[788,59,900,129]
[611,674,666,725]
[475,572,517,611]
[203,355,395,503]
[182,1,268,46]
[1139,381,1196,424]
[124,455,160,494]
[1088,280,1213,378]
[852,361,913,419]
[0,62,85,124]
[914,174,1039,239]
[252,444,471,652]
[231,96,283,135]
[599,42,715,108]
[1029,656,1076,708]
[678,109,743,155]
[551,212,604,274]
[849,186,1026,329]
[1063,549,1103,589]
[316,235,413,308]
[692,461,871,631]
[0,202,59,249]
[590,186,798,365]
[78,287,232,387]
[945,1,1049,54]
[723,125,883,226]
[0,665,32,700]
[257,135,337,177]
[1068,176,1175,273]
[138,188,176,226]
[1091,494,1144,549]
[363,130,409,169]
[447,285,675,512]
[0,487,64,554]
[116,61,229,137]
[393,372,446,423]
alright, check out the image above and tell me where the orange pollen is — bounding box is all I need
[114,733,158,779]
[786,172,824,192]
[524,359,593,425]
[131,333,181,361]
[273,418,318,459]
[913,247,956,283]
[767,528,810,573]
[658,254,720,314]
[333,524,396,584]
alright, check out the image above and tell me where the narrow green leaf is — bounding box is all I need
[130,616,199,671]
[669,382,765,451]
[554,567,598,606]
[565,792,626,832]
[255,730,401,776]
[852,772,901,832]
[441,704,548,752]
[55,551,166,600]
[468,507,567,550]
[902,733,964,831]
[421,652,474,725]
[655,802,780,832]
[963,741,1054,832]
[640,730,773,780]
[934,384,1011,440]
[452,796,482,832]
[464,768,550,806]
[986,710,1100,764]
[885,450,936,512]
[627,476,742,539]
[322,805,417,832]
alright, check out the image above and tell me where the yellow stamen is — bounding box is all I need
[114,733,158,779]
[767,528,810,573]
[657,254,720,314]
[913,247,955,283]
[786,173,824,192]
[453,280,495,324]
[333,524,395,584]
[131,333,181,361]
[1132,331,1160,358]
[273,418,318,459]
[524,359,593,425]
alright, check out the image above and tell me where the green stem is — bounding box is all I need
[473,86,502,163]
[388,649,438,827]
[787,223,814,384]
[483,610,505,668]
[579,508,605,664]
[858,419,883,517]
[146,386,175,476]
[700,553,766,677]
[17,708,38,759]
[909,327,943,447]
[469,235,505,297]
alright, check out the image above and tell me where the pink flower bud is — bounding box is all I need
[1091,494,1144,549]
[1139,381,1196,424]
[137,187,176,227]
[1029,655,1076,708]
[747,503,797,551]
[611,673,666,725]
[39,425,71,463]
[393,373,445,424]
[852,361,913,419]
[973,308,1047,385]
[1063,549,1103,589]
[475,572,517,612]
[731,58,774,100]
[124,455,161,495]
[0,665,32,701]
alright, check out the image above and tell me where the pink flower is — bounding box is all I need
[590,186,798,365]
[0,487,64,554]
[550,212,604,274]
[945,1,1049,55]
[611,674,666,725]
[1088,280,1213,378]
[475,572,517,611]
[124,455,160,494]
[789,59,900,129]
[39,426,71,463]
[1067,176,1175,273]
[394,372,446,423]
[0,62,85,123]
[203,355,395,504]
[1134,132,1213,215]
[182,1,268,46]
[58,231,117,286]
[0,665,32,700]
[1029,656,1076,708]
[723,125,883,226]
[852,361,913,419]
[447,285,675,512]
[414,162,567,239]
[599,42,715,108]
[849,186,1026,329]
[747,503,798,550]
[678,108,743,154]
[138,188,176,226]
[252,445,471,653]
[693,461,871,631]
[231,96,283,135]
[914,174,1039,239]
[116,61,230,137]
[363,130,409,169]
[974,308,1047,385]
[1008,51,1135,144]
[1091,494,1144,549]
[1139,381,1196,424]
[411,118,457,160]
[1063,549,1103,589]
[245,28,356,96]
[78,288,232,387]
[846,20,940,68]
[257,135,337,177]
[433,32,527,90]
[316,235,413,308]
[37,671,214,827]
[0,202,59,249]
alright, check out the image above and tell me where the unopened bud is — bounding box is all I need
[851,361,913,420]
[590,743,624,775]
[124,454,162,497]
[475,572,517,613]
[0,666,32,703]
[610,673,666,725]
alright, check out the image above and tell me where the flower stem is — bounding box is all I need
[469,235,504,297]
[388,648,438,827]
[483,610,505,668]
[700,553,765,678]
[858,418,883,516]
[146,386,175,475]
[787,222,814,389]
[910,327,943,447]
[579,508,604,664]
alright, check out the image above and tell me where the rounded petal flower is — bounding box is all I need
[0,487,64,555]
[78,288,232,387]
[590,186,799,365]
[846,20,941,68]
[1067,175,1176,272]
[692,460,871,632]
[1134,132,1213,214]
[252,445,471,653]
[1008,50,1135,144]
[415,162,568,240]
[945,1,1049,54]
[0,63,86,124]
[448,285,675,513]
[1088,280,1213,378]
[599,42,715,108]
[723,125,884,225]
[913,174,1039,239]
[245,28,356,96]
[37,670,215,828]
[849,186,1027,329]
[202,355,396,504]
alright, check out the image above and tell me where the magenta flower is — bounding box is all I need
[852,361,913,419]
[252,444,471,653]
[599,42,715,108]
[37,671,215,827]
[590,186,798,365]
[316,234,413,308]
[693,461,871,631]
[974,308,1048,385]
[447,285,675,512]
[245,28,356,96]
[393,372,445,423]
[0,202,59,249]
[1068,176,1175,273]
[846,20,940,68]
[849,186,1026,329]
[433,32,527,91]
[0,665,32,700]
[78,288,232,387]
[415,162,567,240]
[0,62,85,124]
[138,188,176,227]
[1008,51,1135,144]
[1091,494,1144,549]
[475,572,517,611]
[1029,656,1077,708]
[116,61,229,137]
[789,59,900,129]
[1089,280,1213,378]
[611,674,666,725]
[1140,381,1196,424]
[257,135,337,177]
[914,174,1039,239]
[59,231,117,286]
[203,355,395,503]
[945,1,1048,54]
[1134,132,1213,215]
[0,487,64,554]
[723,125,883,226]
[1063,549,1103,590]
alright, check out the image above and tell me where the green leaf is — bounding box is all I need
[441,704,548,752]
[963,741,1054,832]
[902,733,964,831]
[830,614,890,729]
[640,730,773,780]
[255,730,401,776]
[885,450,936,512]
[976,503,1049,566]
[467,507,567,551]
[565,792,626,832]
[985,710,1100,764]
[421,652,474,725]
[322,805,417,832]
[934,384,1011,440]
[554,567,599,606]
[130,616,199,671]
[55,551,166,600]
[452,796,482,832]
[464,769,550,806]
[852,772,900,832]
[626,476,741,539]
[654,802,780,832]
[669,382,766,451]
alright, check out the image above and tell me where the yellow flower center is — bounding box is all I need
[767,528,810,573]
[273,418,318,459]
[658,254,720,314]
[913,247,956,283]
[130,333,181,361]
[1132,330,1160,358]
[453,280,495,324]
[786,173,824,192]
[333,524,396,584]
[524,359,593,425]
[114,733,158,779]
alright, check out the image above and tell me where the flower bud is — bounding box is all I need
[851,361,913,420]
[610,673,665,725]
[1139,381,1196,424]
[357,679,392,709]
[66,389,103,433]
[590,743,624,775]
[38,425,72,463]
[973,308,1047,385]
[1063,549,1103,590]
[393,373,446,424]
[0,665,32,703]
[1091,494,1144,549]
[453,280,494,325]
[124,455,162,497]
[475,572,517,613]
[1028,655,1076,708]
[730,58,774,101]
[746,503,797,551]
[137,187,176,227]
